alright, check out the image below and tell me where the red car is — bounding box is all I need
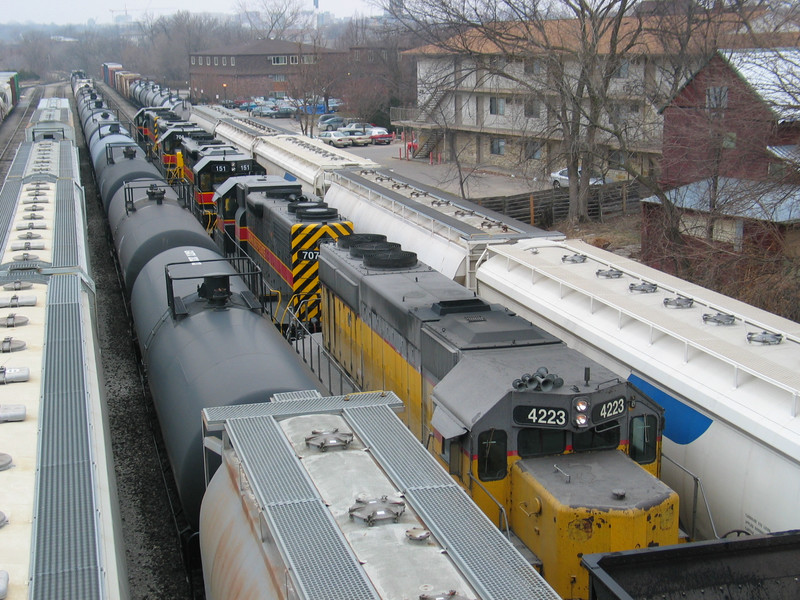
[366,127,393,145]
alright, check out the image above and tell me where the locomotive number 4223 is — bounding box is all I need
[513,405,568,427]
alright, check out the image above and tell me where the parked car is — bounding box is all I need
[338,122,375,134]
[365,127,393,145]
[319,116,346,131]
[251,105,278,117]
[317,131,353,148]
[318,113,340,124]
[341,130,372,146]
[550,168,605,188]
[272,106,297,118]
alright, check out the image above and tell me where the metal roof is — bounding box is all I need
[723,47,800,122]
[641,177,800,223]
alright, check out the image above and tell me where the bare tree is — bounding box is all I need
[381,0,748,222]
[236,0,313,42]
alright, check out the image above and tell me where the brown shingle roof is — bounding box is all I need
[404,12,799,57]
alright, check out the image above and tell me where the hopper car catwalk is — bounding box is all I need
[475,238,800,543]
[0,95,128,599]
[74,73,560,600]
[318,238,681,599]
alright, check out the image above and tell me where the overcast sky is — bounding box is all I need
[5,0,380,25]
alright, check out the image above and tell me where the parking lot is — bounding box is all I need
[246,110,537,199]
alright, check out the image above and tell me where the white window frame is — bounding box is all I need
[272,56,288,66]
[231,57,236,66]
[191,56,196,65]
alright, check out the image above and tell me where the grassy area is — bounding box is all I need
[550,212,642,258]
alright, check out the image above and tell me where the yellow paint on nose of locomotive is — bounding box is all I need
[510,451,680,599]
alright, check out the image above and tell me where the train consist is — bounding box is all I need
[0,95,128,599]
[75,72,562,600]
[73,73,323,531]
[89,62,799,595]
[475,238,800,542]
[183,89,800,555]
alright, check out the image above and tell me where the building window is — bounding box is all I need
[489,97,505,116]
[290,55,299,65]
[524,58,544,76]
[525,141,542,160]
[367,50,375,63]
[222,57,227,66]
[706,86,729,110]
[490,138,506,155]
[270,74,287,82]
[354,49,360,62]
[488,56,506,69]
[231,57,235,66]
[191,56,196,65]
[612,59,630,78]
[608,150,629,168]
[272,56,287,65]
[214,56,219,66]
[524,98,541,118]
[301,55,317,64]
[381,49,388,61]
[206,57,211,66]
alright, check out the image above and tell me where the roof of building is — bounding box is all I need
[641,177,800,223]
[404,11,795,57]
[194,39,339,56]
[722,47,800,122]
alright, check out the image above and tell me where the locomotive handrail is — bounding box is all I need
[662,452,720,540]
[468,472,511,538]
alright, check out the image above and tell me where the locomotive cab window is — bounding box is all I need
[629,415,658,464]
[477,429,507,481]
[518,428,566,458]
[572,421,620,452]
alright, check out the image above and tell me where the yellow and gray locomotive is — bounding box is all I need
[319,238,680,600]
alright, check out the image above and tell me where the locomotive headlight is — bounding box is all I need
[574,414,589,427]
[574,397,590,412]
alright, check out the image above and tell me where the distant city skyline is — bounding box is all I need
[5,0,381,26]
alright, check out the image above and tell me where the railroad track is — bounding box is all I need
[0,85,41,180]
